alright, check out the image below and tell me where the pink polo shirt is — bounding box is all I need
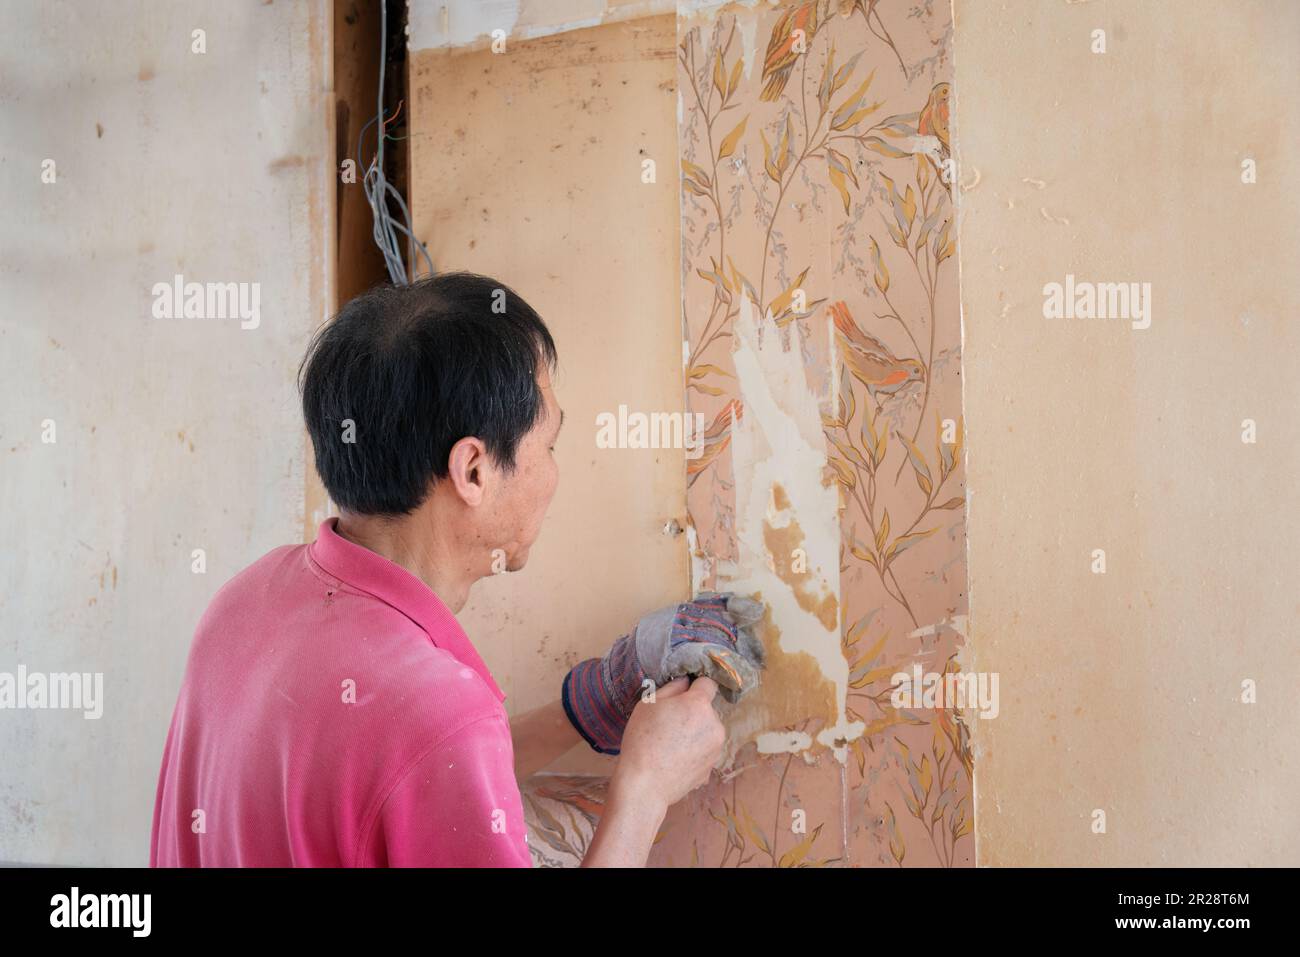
[150,517,531,867]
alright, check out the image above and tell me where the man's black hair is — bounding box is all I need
[299,271,558,515]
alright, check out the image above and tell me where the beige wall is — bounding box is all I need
[955,0,1300,865]
[0,0,333,864]
[409,15,688,774]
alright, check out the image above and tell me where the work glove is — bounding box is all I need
[562,592,765,755]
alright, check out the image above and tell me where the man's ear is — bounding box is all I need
[446,436,489,507]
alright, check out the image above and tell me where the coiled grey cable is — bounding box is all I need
[359,1,435,285]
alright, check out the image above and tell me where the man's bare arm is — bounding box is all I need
[509,698,583,781]
[510,678,724,867]
[508,698,664,867]
[580,769,667,867]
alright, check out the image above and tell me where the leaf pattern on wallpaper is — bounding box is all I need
[665,0,970,868]
[890,662,974,869]
[708,742,841,868]
[687,399,743,487]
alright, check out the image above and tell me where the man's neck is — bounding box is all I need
[333,510,475,613]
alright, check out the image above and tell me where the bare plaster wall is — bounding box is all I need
[0,0,333,864]
[955,0,1300,865]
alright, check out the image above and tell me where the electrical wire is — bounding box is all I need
[358,1,434,285]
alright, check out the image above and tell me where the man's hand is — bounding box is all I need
[618,675,726,804]
[581,676,724,867]
[561,592,765,755]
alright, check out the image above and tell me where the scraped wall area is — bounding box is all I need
[6,0,1291,873]
[660,0,970,867]
[405,0,972,867]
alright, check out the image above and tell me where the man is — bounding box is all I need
[150,271,763,867]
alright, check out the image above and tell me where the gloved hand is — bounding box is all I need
[562,592,765,755]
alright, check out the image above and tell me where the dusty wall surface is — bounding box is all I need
[955,0,1300,865]
[655,0,970,867]
[8,0,1285,869]
[408,15,688,775]
[0,1,334,864]
[408,0,678,51]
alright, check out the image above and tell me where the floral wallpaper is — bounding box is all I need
[656,0,971,867]
[518,0,970,867]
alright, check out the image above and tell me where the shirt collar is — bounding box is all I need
[308,517,506,702]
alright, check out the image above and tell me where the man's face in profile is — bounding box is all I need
[481,366,563,572]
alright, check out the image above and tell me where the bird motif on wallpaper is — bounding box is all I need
[687,399,744,486]
[917,82,952,192]
[868,82,953,191]
[830,301,925,404]
[759,1,821,102]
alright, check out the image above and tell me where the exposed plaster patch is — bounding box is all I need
[735,10,758,81]
[906,132,945,166]
[756,729,813,754]
[410,0,522,51]
[762,498,838,631]
[908,614,968,642]
[409,0,680,52]
[677,0,769,51]
[685,518,713,591]
[710,295,863,765]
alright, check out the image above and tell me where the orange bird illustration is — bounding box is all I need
[830,301,924,402]
[917,82,952,191]
[687,399,743,486]
[759,2,821,102]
